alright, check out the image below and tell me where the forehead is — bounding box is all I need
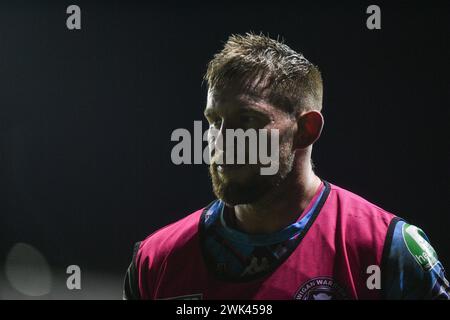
[205,87,277,115]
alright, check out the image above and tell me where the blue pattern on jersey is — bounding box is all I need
[202,186,326,279]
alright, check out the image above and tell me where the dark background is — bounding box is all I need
[0,0,448,299]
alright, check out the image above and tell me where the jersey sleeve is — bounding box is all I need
[382,220,450,299]
[123,242,142,300]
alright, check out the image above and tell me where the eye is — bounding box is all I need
[240,114,257,126]
[242,115,254,122]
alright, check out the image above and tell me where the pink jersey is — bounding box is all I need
[131,182,397,299]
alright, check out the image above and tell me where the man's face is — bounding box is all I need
[204,86,297,206]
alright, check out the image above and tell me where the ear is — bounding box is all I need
[294,111,324,149]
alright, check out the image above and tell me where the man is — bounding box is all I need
[124,33,449,300]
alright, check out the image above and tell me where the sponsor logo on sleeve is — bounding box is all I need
[402,223,438,271]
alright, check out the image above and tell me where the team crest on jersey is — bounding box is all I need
[294,277,348,300]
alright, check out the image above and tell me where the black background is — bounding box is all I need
[0,0,448,298]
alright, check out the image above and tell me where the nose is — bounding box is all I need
[209,120,239,165]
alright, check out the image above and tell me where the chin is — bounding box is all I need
[212,180,271,206]
[209,164,282,206]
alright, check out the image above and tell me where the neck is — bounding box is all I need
[231,151,321,234]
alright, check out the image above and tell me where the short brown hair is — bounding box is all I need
[204,32,323,114]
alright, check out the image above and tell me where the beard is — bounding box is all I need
[209,147,295,206]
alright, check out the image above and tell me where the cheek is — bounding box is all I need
[264,121,296,154]
[280,130,296,151]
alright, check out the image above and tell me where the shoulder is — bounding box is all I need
[325,182,449,299]
[123,204,213,299]
[323,182,400,259]
[136,205,210,261]
[327,182,398,226]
